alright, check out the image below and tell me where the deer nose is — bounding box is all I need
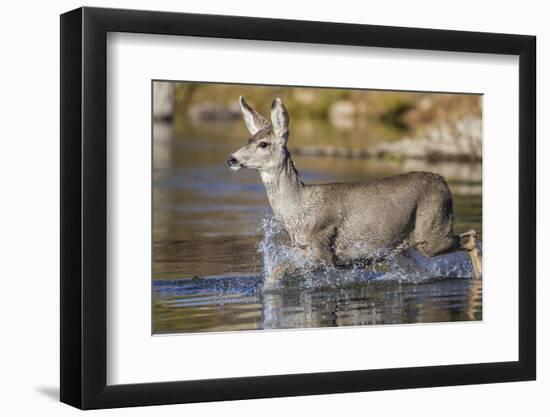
[227,155,239,167]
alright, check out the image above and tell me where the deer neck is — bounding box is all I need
[260,153,304,223]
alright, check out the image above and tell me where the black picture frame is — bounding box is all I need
[60,6,536,410]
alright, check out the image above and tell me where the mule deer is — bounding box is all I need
[227,97,482,281]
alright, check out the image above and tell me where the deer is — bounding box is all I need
[227,96,482,282]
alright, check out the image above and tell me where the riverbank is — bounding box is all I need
[294,115,482,162]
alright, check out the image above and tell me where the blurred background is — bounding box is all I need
[153,81,482,280]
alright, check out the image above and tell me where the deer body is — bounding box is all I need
[228,97,482,278]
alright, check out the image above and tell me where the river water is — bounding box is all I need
[153,119,482,334]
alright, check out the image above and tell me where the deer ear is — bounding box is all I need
[239,96,269,135]
[271,98,289,142]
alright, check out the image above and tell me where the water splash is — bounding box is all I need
[257,216,305,279]
[257,215,478,290]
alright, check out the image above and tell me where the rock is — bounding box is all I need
[376,115,482,162]
[294,145,371,158]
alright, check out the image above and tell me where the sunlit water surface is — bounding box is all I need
[153,120,482,334]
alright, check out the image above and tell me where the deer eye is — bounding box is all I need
[258,141,269,149]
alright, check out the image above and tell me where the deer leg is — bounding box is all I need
[267,261,299,283]
[391,248,422,272]
[308,244,335,267]
[265,231,337,284]
[458,229,482,279]
[414,230,482,279]
[266,242,329,284]
[307,229,338,267]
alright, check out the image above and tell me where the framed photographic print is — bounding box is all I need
[60,6,536,409]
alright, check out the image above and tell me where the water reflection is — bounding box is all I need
[153,276,482,333]
[262,278,482,329]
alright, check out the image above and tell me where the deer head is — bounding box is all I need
[227,96,290,174]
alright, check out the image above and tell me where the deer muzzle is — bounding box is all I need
[227,155,242,171]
